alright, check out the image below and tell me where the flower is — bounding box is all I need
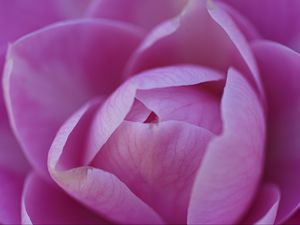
[0,0,300,224]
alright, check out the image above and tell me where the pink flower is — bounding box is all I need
[0,0,299,224]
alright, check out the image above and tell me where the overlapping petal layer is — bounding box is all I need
[48,65,224,224]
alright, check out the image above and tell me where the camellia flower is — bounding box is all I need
[1,0,300,224]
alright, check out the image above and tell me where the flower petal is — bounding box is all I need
[219,0,300,51]
[242,183,280,225]
[0,0,91,50]
[136,84,222,133]
[22,172,106,224]
[0,167,24,224]
[86,0,187,31]
[252,41,300,223]
[3,19,143,176]
[188,68,265,224]
[48,99,165,225]
[125,0,263,98]
[92,120,213,224]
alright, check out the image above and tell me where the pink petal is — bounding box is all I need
[252,41,300,223]
[48,99,164,225]
[136,84,222,133]
[92,120,213,224]
[3,20,143,176]
[0,0,92,51]
[242,183,280,225]
[188,68,265,224]
[218,0,300,51]
[86,0,187,31]
[0,167,25,224]
[125,0,263,98]
[22,172,106,224]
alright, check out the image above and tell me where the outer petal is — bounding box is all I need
[92,121,213,224]
[0,0,92,50]
[86,0,187,31]
[188,68,265,224]
[252,41,300,223]
[0,167,25,224]
[3,20,143,176]
[242,183,280,225]
[22,173,106,224]
[125,0,263,98]
[219,0,300,51]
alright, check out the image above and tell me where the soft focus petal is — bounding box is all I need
[285,210,300,224]
[136,84,222,133]
[125,0,263,98]
[0,98,29,174]
[0,167,25,224]
[0,0,91,50]
[87,0,187,31]
[92,121,213,224]
[219,0,300,51]
[48,99,164,225]
[188,68,265,224]
[3,20,143,176]
[252,41,300,223]
[242,183,280,225]
[22,173,106,224]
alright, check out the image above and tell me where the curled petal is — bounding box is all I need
[188,68,265,224]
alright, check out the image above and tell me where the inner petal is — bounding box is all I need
[136,84,222,134]
[92,120,214,224]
